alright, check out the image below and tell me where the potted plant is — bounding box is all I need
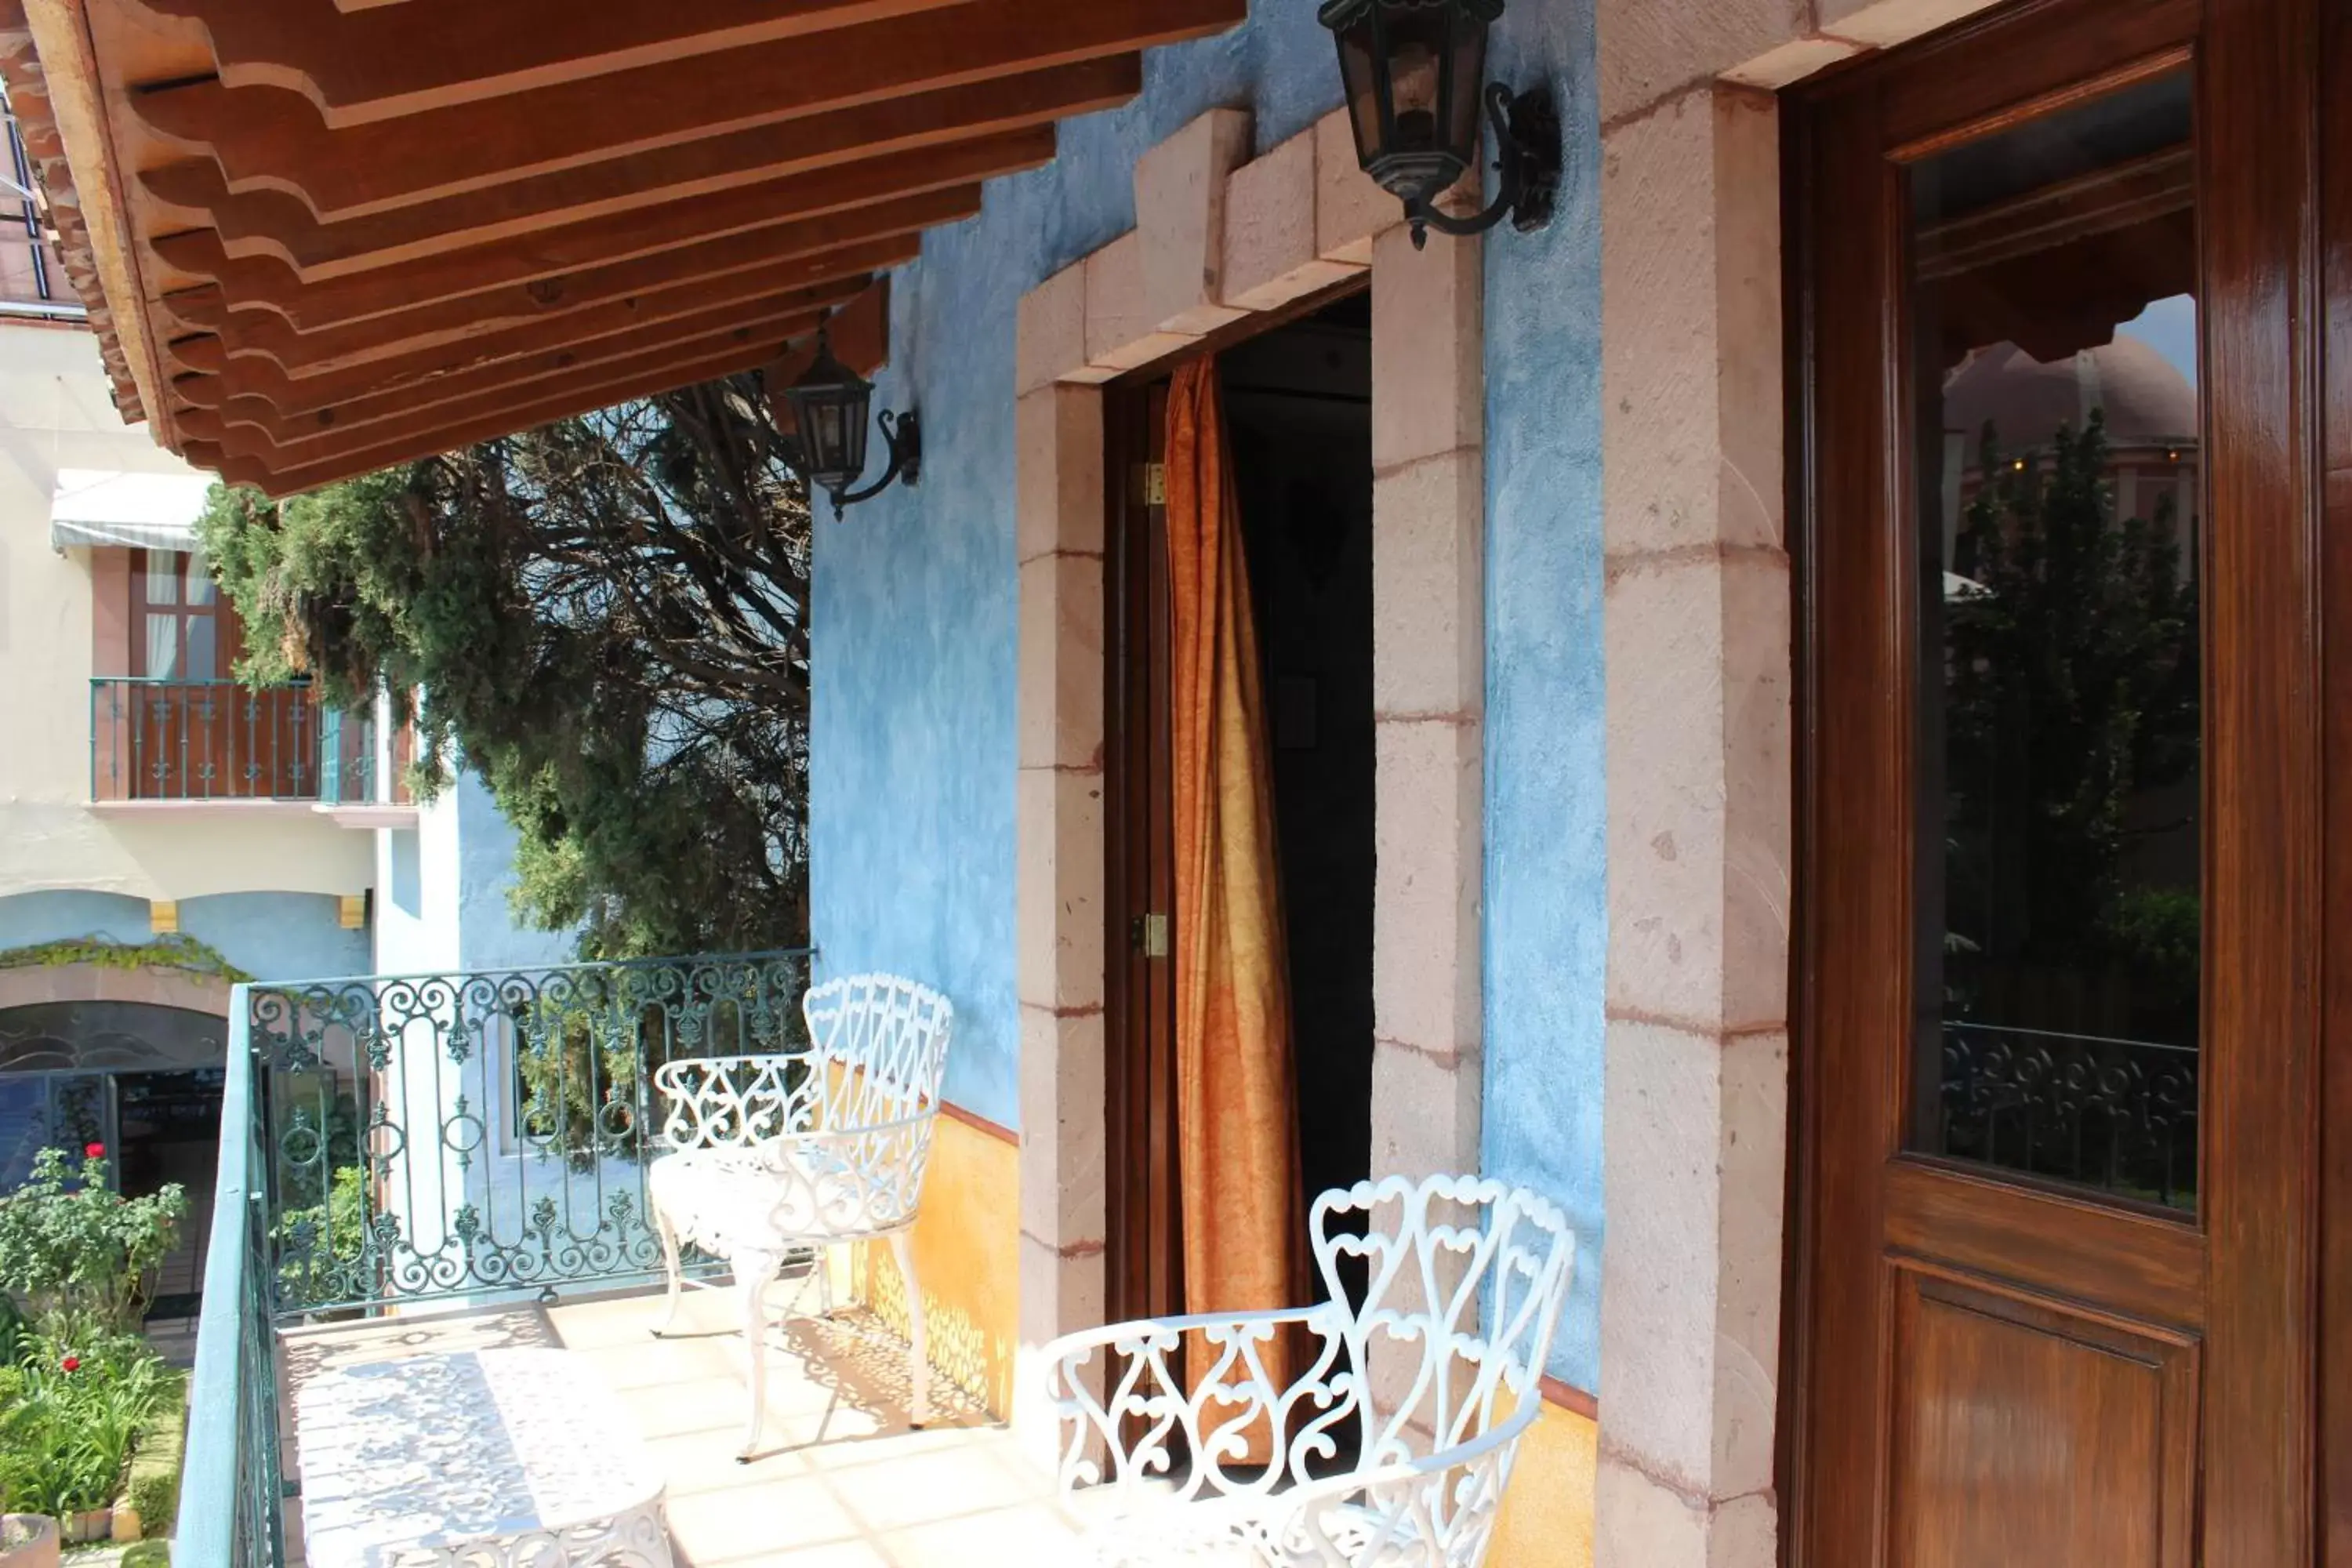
[0,1514,58,1568]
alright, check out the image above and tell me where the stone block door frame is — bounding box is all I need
[1010,106,1489,1437]
[1594,1,2013,1564]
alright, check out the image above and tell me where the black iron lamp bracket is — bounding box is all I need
[820,407,922,517]
[1404,82,1561,249]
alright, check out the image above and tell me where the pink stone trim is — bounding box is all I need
[939,1099,1020,1147]
[1013,106,1487,1403]
[1542,1375,1602,1421]
[0,962,232,1017]
[1582,0,2025,1548]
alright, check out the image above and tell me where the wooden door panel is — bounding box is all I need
[1870,0,2197,154]
[1887,1269,2198,1568]
[1788,0,2323,1562]
[2322,5,2352,1559]
[1105,379,1180,1332]
[1883,1160,2205,1327]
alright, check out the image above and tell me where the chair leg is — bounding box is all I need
[650,1203,684,1338]
[888,1229,929,1428]
[736,1254,772,1462]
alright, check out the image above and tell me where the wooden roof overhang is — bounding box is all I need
[0,0,1244,495]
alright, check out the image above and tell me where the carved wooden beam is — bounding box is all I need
[147,128,1051,329]
[193,335,800,495]
[171,276,873,417]
[160,230,924,379]
[190,293,843,449]
[161,187,964,359]
[183,304,840,461]
[128,0,972,124]
[125,0,1241,220]
[136,60,1131,278]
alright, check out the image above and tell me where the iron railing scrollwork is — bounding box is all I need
[254,951,815,1316]
[1935,1020,2198,1210]
[179,951,817,1568]
[88,677,390,805]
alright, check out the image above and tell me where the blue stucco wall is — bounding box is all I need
[1479,6,1607,1396]
[0,887,368,982]
[372,772,579,979]
[811,3,1344,1131]
[809,0,1606,1389]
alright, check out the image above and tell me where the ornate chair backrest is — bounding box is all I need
[1312,1173,1577,1470]
[800,972,954,1135]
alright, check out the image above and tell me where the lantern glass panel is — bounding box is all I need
[1385,13,1446,165]
[1326,0,1498,208]
[784,374,872,492]
[1443,9,1490,176]
[1334,13,1381,170]
[832,399,870,487]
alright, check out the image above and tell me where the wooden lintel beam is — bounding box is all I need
[129,0,971,125]
[194,336,800,496]
[171,275,873,417]
[147,127,1052,330]
[126,0,1243,220]
[189,294,840,451]
[155,205,946,378]
[138,60,1134,280]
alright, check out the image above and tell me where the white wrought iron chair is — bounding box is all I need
[645,971,953,1458]
[1044,1173,1576,1567]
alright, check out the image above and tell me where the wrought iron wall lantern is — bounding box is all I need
[1319,0,1562,249]
[775,318,921,517]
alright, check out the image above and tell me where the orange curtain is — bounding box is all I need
[1164,357,1305,1365]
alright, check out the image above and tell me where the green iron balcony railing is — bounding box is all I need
[176,949,817,1567]
[89,677,416,806]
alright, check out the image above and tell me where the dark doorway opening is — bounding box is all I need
[1102,290,1375,1327]
[1222,294,1375,1288]
[117,1069,223,1319]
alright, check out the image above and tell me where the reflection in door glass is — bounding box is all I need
[1907,72,2201,1210]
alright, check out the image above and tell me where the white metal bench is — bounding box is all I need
[645,971,953,1457]
[295,1348,673,1568]
[1044,1173,1577,1568]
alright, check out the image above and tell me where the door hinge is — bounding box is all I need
[1131,461,1166,508]
[1131,912,1171,959]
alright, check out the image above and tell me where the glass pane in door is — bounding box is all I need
[49,1073,114,1181]
[1905,70,2201,1210]
[0,1076,47,1190]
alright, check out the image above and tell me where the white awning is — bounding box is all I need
[48,467,216,552]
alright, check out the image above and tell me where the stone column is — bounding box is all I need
[1011,369,1109,1465]
[1595,81,1791,1568]
[1368,222,1486,1183]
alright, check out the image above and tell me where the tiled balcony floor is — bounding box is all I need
[278,1282,1085,1567]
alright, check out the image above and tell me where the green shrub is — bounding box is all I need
[123,1371,187,1530]
[0,1150,188,1331]
[0,1322,175,1519]
[122,1543,171,1567]
[274,1163,368,1309]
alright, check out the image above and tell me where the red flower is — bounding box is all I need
[83,1142,103,1159]
[59,1356,79,1374]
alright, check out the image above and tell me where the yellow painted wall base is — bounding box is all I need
[854,1109,1021,1417]
[1487,1395,1599,1568]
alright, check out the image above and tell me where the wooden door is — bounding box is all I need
[1104,379,1183,1330]
[1787,2,2320,1563]
[2323,4,2352,1561]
